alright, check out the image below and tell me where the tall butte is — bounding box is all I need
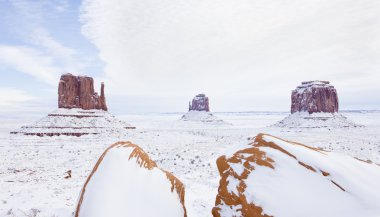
[58,73,108,111]
[291,81,338,114]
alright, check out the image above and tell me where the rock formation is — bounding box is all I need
[10,73,135,137]
[75,141,187,217]
[188,94,210,112]
[291,81,338,114]
[58,73,107,111]
[212,133,380,217]
[10,109,135,137]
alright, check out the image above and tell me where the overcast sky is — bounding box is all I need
[0,0,379,115]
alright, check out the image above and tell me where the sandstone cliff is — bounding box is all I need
[291,81,338,114]
[58,73,107,111]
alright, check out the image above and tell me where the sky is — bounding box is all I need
[0,0,379,115]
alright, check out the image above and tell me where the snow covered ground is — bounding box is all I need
[0,111,379,216]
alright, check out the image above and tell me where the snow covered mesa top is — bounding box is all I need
[291,81,339,114]
[58,73,107,111]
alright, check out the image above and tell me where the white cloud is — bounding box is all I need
[0,0,89,85]
[80,0,380,111]
[0,45,60,84]
[0,88,34,112]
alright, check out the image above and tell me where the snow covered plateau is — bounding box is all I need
[0,111,380,217]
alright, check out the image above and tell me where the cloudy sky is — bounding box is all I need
[0,0,379,115]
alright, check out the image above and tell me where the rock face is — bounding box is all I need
[189,94,210,112]
[291,81,338,114]
[75,141,187,217]
[58,73,107,111]
[212,133,380,217]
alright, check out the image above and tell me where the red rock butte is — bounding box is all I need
[58,73,108,111]
[291,81,339,114]
[188,94,210,112]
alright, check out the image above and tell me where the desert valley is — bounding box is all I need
[0,74,379,217]
[1,1,380,216]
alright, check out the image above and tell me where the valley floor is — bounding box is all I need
[0,112,379,216]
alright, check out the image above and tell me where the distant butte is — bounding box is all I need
[58,73,108,111]
[189,94,210,112]
[291,81,339,114]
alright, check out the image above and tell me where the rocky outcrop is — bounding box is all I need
[212,133,380,217]
[58,73,107,111]
[291,81,338,114]
[212,134,275,217]
[75,141,187,217]
[189,94,210,112]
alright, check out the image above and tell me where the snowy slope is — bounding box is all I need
[180,111,228,125]
[10,108,134,137]
[273,112,359,129]
[75,142,186,217]
[213,133,380,217]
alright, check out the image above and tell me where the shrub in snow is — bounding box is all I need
[212,133,380,217]
[75,141,187,217]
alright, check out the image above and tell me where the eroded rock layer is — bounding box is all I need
[291,81,338,114]
[75,141,187,217]
[58,73,107,111]
[189,94,210,112]
[10,109,135,137]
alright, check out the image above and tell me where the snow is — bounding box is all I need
[241,135,380,217]
[274,112,360,129]
[294,80,334,94]
[76,144,185,217]
[180,111,228,124]
[10,108,134,136]
[0,111,380,216]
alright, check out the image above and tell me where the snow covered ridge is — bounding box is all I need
[180,111,228,124]
[75,141,187,217]
[213,133,380,217]
[273,112,360,129]
[10,108,135,137]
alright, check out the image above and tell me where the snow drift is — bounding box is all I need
[212,133,380,217]
[75,141,187,217]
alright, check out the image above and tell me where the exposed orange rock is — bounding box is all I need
[212,134,274,217]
